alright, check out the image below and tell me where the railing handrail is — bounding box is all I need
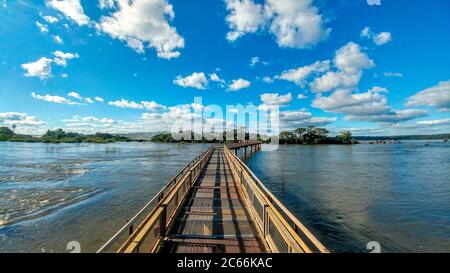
[223,145,329,253]
[97,145,214,253]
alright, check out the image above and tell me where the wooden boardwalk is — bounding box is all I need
[98,142,329,254]
[160,148,267,253]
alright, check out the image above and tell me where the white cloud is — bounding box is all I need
[278,109,336,129]
[406,80,450,112]
[345,109,428,123]
[225,0,330,49]
[68,92,94,103]
[311,42,374,93]
[53,35,64,44]
[416,118,450,126]
[45,0,90,26]
[81,116,116,124]
[228,78,251,91]
[21,57,53,79]
[36,22,49,33]
[43,15,59,23]
[249,56,268,67]
[173,72,208,90]
[108,99,144,109]
[108,99,166,111]
[0,112,45,127]
[260,92,292,106]
[31,91,79,105]
[97,0,184,59]
[262,76,274,83]
[95,96,105,102]
[141,101,166,111]
[276,60,330,86]
[265,0,331,48]
[99,0,116,9]
[312,88,428,123]
[360,27,392,46]
[225,0,266,41]
[209,73,226,87]
[297,94,308,99]
[53,51,79,67]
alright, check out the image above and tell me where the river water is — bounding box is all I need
[0,141,449,252]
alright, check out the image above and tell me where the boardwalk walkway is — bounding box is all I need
[160,147,267,253]
[97,142,328,254]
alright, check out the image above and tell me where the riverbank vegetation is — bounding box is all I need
[0,127,132,143]
[150,126,357,145]
[279,126,357,144]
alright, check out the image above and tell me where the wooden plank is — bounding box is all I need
[159,148,267,253]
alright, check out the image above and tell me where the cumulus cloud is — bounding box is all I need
[249,56,268,67]
[406,80,450,112]
[0,112,45,127]
[225,0,330,48]
[21,51,78,80]
[297,94,308,99]
[228,78,251,91]
[209,73,227,88]
[108,99,145,109]
[225,0,266,41]
[310,42,374,93]
[52,51,79,67]
[260,92,292,106]
[276,60,330,86]
[99,0,116,9]
[21,57,53,79]
[278,109,336,129]
[173,72,209,90]
[36,22,49,33]
[312,88,428,123]
[68,92,94,103]
[97,0,184,59]
[95,97,105,102]
[31,92,80,105]
[262,76,274,83]
[360,27,392,46]
[45,0,90,26]
[108,99,166,111]
[345,109,428,123]
[43,15,59,23]
[53,35,64,44]
[265,0,331,48]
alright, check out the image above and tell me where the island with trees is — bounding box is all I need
[0,127,132,143]
[150,126,357,145]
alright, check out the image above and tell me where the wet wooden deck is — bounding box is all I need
[160,147,267,253]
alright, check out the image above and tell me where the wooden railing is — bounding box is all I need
[97,146,214,253]
[223,145,329,253]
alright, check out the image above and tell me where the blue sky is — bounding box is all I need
[0,0,449,136]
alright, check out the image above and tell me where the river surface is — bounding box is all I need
[0,141,449,252]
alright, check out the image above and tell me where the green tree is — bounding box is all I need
[340,131,353,144]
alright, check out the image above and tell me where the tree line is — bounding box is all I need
[279,126,356,145]
[0,127,132,143]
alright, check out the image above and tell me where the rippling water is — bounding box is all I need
[0,142,209,253]
[245,141,450,253]
[0,141,449,252]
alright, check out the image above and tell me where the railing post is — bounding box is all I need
[160,205,167,237]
